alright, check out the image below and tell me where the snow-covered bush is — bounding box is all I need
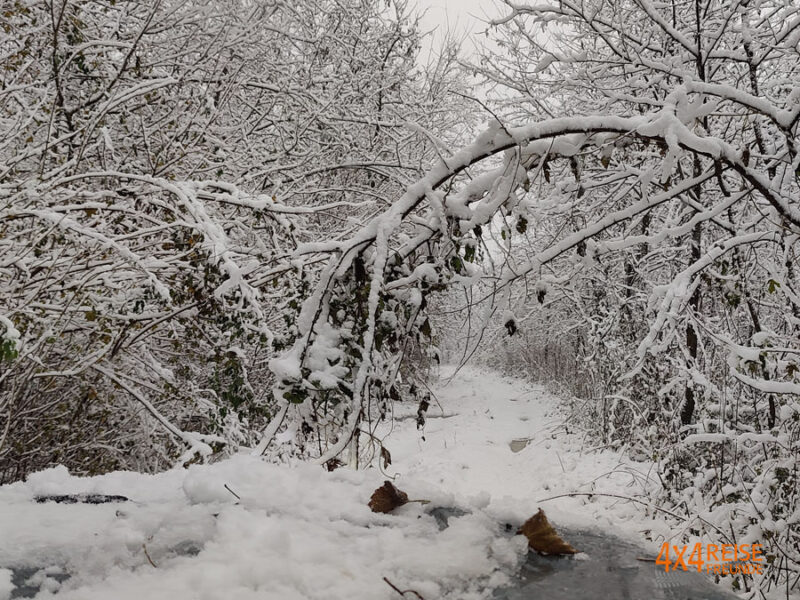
[0,0,469,480]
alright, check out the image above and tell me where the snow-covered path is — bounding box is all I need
[382,366,656,536]
[0,367,667,600]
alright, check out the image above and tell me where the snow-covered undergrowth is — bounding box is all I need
[0,367,683,600]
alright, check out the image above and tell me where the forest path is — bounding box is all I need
[381,364,652,533]
[381,365,739,600]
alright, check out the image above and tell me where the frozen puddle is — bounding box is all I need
[6,567,70,599]
[428,506,737,599]
[497,527,739,600]
[5,540,205,599]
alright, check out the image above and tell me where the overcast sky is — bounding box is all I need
[413,0,504,59]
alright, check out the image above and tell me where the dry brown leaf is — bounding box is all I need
[517,508,578,555]
[381,446,392,469]
[368,481,409,513]
[324,458,344,472]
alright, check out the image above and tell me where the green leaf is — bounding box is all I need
[767,279,780,294]
[464,244,475,263]
[283,387,308,404]
[1,339,18,362]
[450,255,463,274]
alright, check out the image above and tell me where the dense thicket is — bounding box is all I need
[0,0,469,479]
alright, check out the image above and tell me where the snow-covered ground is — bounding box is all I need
[0,367,671,600]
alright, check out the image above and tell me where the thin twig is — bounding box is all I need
[142,544,157,568]
[555,451,566,473]
[383,577,425,600]
[224,484,241,501]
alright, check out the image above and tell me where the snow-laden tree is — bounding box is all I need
[263,0,800,589]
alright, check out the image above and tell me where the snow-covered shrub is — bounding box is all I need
[0,0,470,480]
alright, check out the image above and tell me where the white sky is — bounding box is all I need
[412,0,504,59]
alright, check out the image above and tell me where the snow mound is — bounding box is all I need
[0,455,525,600]
[0,569,13,600]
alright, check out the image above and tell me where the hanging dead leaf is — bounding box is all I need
[517,509,578,555]
[380,446,392,469]
[324,458,344,472]
[369,481,408,513]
